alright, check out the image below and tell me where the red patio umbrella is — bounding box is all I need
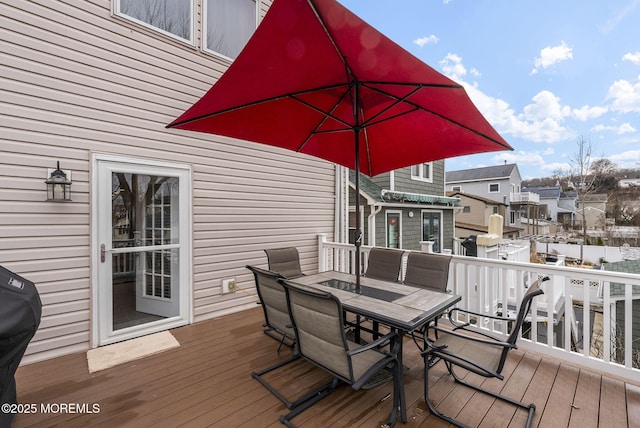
[167,0,512,293]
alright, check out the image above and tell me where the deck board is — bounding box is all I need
[12,307,640,428]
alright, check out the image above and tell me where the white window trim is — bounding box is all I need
[113,0,196,45]
[201,0,259,61]
[411,162,433,183]
[451,185,462,192]
[488,182,500,193]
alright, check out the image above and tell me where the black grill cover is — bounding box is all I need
[461,235,478,257]
[0,266,42,427]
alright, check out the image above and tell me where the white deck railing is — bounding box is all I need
[317,234,640,383]
[510,191,540,204]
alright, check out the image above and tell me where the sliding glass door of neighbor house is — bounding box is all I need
[422,211,442,253]
[93,155,191,346]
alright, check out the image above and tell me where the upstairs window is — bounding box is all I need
[489,183,499,193]
[411,162,433,182]
[204,0,257,59]
[117,0,194,43]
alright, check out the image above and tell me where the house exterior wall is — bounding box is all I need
[447,166,523,231]
[576,201,607,229]
[1,0,338,363]
[455,196,495,226]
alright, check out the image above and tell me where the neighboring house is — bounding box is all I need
[349,161,459,253]
[1,0,347,363]
[576,194,609,230]
[618,178,640,188]
[446,191,520,239]
[445,163,534,235]
[522,186,577,228]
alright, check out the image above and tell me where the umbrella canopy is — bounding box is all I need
[167,0,512,287]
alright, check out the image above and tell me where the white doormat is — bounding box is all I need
[87,331,180,373]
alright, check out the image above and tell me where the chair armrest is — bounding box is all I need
[426,325,516,350]
[447,307,515,328]
[346,332,399,356]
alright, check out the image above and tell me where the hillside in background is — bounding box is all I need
[522,167,640,227]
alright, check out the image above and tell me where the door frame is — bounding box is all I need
[91,153,192,347]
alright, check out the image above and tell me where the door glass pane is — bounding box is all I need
[422,212,442,253]
[387,213,400,249]
[111,172,180,331]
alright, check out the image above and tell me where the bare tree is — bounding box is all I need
[557,136,610,243]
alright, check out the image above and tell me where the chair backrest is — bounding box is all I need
[364,247,403,282]
[264,247,304,278]
[246,265,290,335]
[280,280,353,382]
[403,252,452,291]
[505,276,547,347]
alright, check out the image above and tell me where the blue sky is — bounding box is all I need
[338,0,640,179]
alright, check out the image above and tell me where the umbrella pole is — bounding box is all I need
[354,81,362,291]
[354,134,361,291]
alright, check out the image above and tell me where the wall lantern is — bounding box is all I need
[45,161,72,202]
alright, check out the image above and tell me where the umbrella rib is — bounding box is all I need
[361,83,512,148]
[167,82,353,128]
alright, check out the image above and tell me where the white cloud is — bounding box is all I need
[440,54,577,144]
[492,150,545,166]
[463,84,575,143]
[607,77,640,113]
[592,122,637,134]
[600,1,639,34]
[609,150,640,168]
[540,162,572,174]
[440,53,466,81]
[623,52,640,65]
[414,35,439,48]
[572,105,608,121]
[522,91,571,121]
[530,41,573,75]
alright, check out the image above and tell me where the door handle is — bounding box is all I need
[101,244,106,263]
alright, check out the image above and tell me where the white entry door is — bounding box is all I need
[93,155,191,346]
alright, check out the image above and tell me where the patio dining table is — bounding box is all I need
[292,270,462,424]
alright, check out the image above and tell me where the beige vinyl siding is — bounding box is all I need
[1,0,337,363]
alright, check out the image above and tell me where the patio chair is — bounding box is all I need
[404,252,452,347]
[403,251,451,291]
[278,278,404,428]
[364,247,404,282]
[264,247,305,279]
[246,265,307,410]
[360,247,404,339]
[422,276,548,428]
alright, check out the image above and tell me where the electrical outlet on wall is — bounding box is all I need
[221,278,236,294]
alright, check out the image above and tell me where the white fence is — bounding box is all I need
[533,240,640,264]
[317,234,640,383]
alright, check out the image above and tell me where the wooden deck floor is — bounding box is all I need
[13,307,640,428]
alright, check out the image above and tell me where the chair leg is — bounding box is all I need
[279,378,339,427]
[253,354,321,410]
[447,367,536,427]
[264,328,295,350]
[424,357,536,428]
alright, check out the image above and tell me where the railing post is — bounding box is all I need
[420,241,434,253]
[317,233,327,272]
